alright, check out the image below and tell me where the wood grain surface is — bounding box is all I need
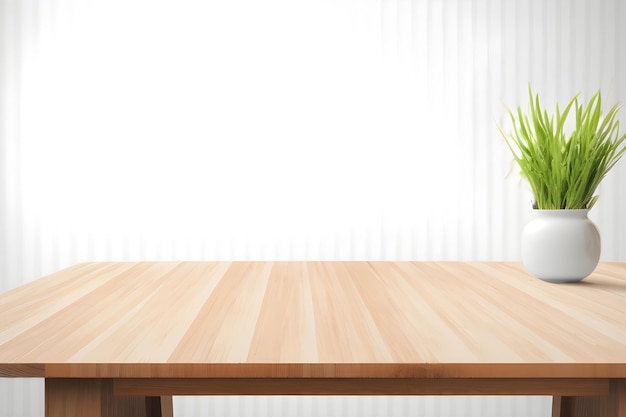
[113,378,610,397]
[45,379,173,417]
[1,261,626,379]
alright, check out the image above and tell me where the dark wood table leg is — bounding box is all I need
[45,378,173,417]
[553,380,626,417]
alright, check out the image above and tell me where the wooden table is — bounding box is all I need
[1,262,626,417]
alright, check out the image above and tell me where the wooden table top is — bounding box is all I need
[1,261,626,379]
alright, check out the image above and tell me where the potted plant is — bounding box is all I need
[500,87,626,283]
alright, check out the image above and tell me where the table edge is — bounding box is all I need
[4,363,626,379]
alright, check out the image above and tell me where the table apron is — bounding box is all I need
[112,377,610,397]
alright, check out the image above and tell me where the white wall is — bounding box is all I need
[1,0,625,415]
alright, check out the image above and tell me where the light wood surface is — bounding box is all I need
[1,261,626,378]
[2,261,626,416]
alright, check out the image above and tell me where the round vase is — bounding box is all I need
[521,209,601,283]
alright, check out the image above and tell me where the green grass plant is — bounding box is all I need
[500,86,626,209]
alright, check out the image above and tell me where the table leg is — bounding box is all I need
[553,380,626,417]
[45,378,173,417]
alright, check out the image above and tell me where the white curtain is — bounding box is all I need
[2,0,625,415]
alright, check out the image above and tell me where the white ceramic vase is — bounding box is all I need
[521,209,601,283]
